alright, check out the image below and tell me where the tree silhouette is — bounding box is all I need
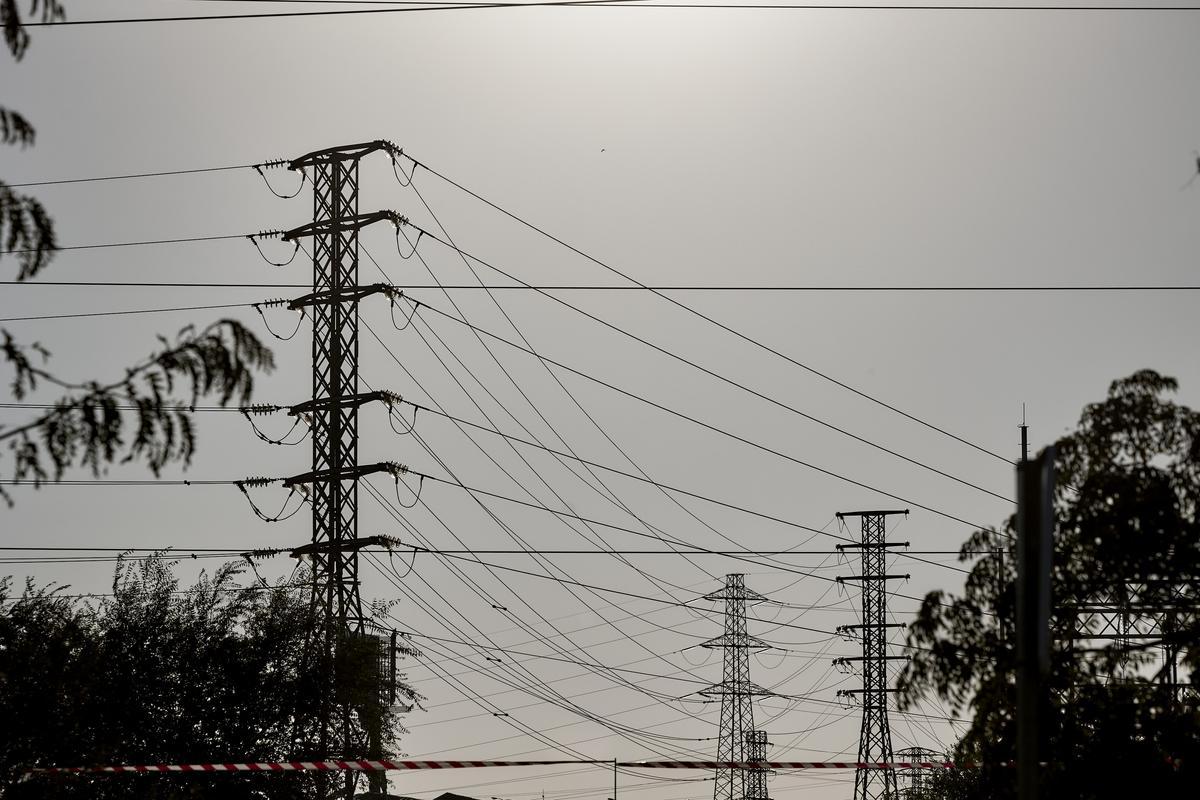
[898,370,1200,799]
[0,555,420,798]
[0,2,274,500]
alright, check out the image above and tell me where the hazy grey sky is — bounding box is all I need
[4,2,1200,798]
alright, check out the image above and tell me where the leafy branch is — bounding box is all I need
[1,1,64,62]
[0,320,274,503]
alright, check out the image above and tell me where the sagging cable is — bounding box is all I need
[389,295,418,331]
[242,408,309,446]
[393,472,425,510]
[387,547,419,579]
[386,400,419,436]
[253,299,306,341]
[389,148,417,187]
[395,226,422,260]
[254,158,307,199]
[248,230,301,267]
[235,478,305,523]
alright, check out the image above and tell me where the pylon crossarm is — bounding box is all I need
[288,141,395,170]
[837,574,911,582]
[836,541,911,550]
[701,633,771,651]
[281,210,406,241]
[289,535,404,560]
[283,461,407,487]
[287,283,402,310]
[837,623,905,631]
[289,391,400,417]
[836,510,909,520]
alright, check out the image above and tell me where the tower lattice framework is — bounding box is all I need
[896,746,942,798]
[280,140,408,798]
[701,574,772,800]
[836,510,910,800]
[743,729,772,800]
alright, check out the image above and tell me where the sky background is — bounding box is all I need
[3,1,1200,799]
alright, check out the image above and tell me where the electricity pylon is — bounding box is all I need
[896,746,942,798]
[743,729,772,800]
[700,574,771,800]
[835,510,910,800]
[279,141,409,798]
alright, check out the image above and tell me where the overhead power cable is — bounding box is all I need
[407,224,1010,503]
[0,233,245,255]
[0,302,254,323]
[380,193,728,587]
[5,280,1200,291]
[7,164,252,188]
[372,543,948,655]
[412,157,1015,465]
[353,382,977,575]
[23,3,1200,27]
[365,549,718,756]
[23,0,655,26]
[0,478,236,486]
[402,299,991,531]
[0,546,976,556]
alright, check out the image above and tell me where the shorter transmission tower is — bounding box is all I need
[896,746,943,798]
[835,510,910,800]
[743,729,772,800]
[700,575,772,800]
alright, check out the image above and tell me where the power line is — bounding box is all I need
[0,281,309,288]
[0,302,254,323]
[5,280,1200,291]
[413,157,1016,466]
[0,546,974,555]
[355,387,980,574]
[0,479,236,486]
[0,233,245,255]
[22,0,654,27]
[407,224,1011,504]
[23,3,1200,27]
[404,298,993,531]
[7,163,252,188]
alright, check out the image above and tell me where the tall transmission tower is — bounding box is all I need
[835,510,910,800]
[700,574,772,800]
[895,746,942,798]
[278,141,409,798]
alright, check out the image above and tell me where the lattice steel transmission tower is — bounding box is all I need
[743,729,772,800]
[835,510,910,800]
[895,747,942,798]
[279,141,409,798]
[700,574,772,800]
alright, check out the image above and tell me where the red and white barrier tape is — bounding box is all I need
[23,759,963,778]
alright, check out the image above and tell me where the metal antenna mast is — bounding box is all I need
[835,510,910,800]
[700,574,771,800]
[279,140,408,798]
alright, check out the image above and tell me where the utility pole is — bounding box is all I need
[700,574,771,800]
[1016,447,1054,800]
[1020,404,1029,463]
[835,510,910,800]
[279,141,409,799]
